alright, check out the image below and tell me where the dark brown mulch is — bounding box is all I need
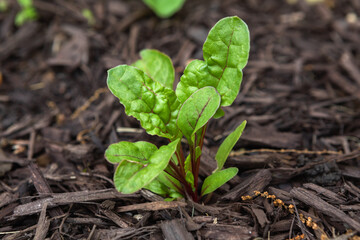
[1,0,360,239]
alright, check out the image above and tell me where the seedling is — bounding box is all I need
[106,16,250,202]
[142,0,185,18]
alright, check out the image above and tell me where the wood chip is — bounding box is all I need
[93,226,159,239]
[340,52,360,86]
[303,183,346,204]
[12,189,138,217]
[199,224,255,240]
[116,201,186,212]
[160,219,194,240]
[290,187,360,230]
[221,169,272,201]
[241,125,302,149]
[34,202,50,240]
[251,206,269,228]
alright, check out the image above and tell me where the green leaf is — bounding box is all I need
[82,9,95,26]
[133,49,175,89]
[114,139,180,194]
[213,108,225,119]
[15,7,37,26]
[176,16,250,108]
[203,16,250,106]
[176,60,218,104]
[177,86,221,143]
[105,141,157,164]
[195,146,202,159]
[164,191,183,201]
[201,167,238,196]
[143,0,185,18]
[18,0,33,8]
[0,0,9,12]
[107,65,181,139]
[215,120,246,172]
[185,171,195,191]
[114,161,143,193]
[144,179,169,196]
[184,154,192,173]
[157,170,182,193]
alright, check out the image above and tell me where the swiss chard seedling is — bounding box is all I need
[106,16,250,202]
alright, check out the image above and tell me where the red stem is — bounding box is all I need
[176,145,186,178]
[168,135,199,201]
[163,173,185,196]
[168,160,196,200]
[194,123,208,196]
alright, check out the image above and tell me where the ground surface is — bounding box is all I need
[0,0,360,239]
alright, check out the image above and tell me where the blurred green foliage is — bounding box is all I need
[15,0,38,26]
[82,8,95,26]
[143,0,185,18]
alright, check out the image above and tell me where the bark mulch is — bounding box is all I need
[0,0,360,239]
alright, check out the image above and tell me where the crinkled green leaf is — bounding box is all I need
[133,49,175,89]
[143,0,185,18]
[177,87,220,143]
[176,60,218,104]
[176,16,250,107]
[201,167,238,196]
[107,65,180,139]
[203,16,250,106]
[215,120,246,172]
[114,139,179,194]
[105,141,157,164]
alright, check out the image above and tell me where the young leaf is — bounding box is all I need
[165,191,183,201]
[114,160,143,193]
[213,108,225,119]
[177,86,221,143]
[201,167,238,196]
[185,171,195,191]
[133,49,175,89]
[184,154,192,173]
[215,120,246,172]
[195,146,202,159]
[114,139,180,194]
[107,65,180,139]
[203,16,250,106]
[105,141,157,164]
[143,0,185,18]
[176,16,250,108]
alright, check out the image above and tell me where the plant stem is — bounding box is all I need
[193,123,208,197]
[163,172,185,196]
[176,145,186,178]
[168,160,196,200]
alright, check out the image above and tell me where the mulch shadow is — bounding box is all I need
[0,0,360,239]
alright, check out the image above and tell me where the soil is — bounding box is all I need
[0,0,360,239]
